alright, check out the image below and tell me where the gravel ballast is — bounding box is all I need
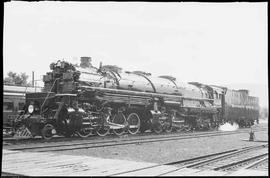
[55,123,268,164]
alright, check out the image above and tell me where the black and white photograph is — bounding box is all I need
[2,1,268,176]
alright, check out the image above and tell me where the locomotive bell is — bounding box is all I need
[80,56,92,68]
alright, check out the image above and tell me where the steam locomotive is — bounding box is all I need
[13,57,260,139]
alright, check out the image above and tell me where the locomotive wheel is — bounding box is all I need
[152,123,163,134]
[76,128,93,138]
[164,125,173,133]
[151,119,163,134]
[183,125,192,132]
[209,122,216,130]
[112,113,126,136]
[96,127,110,137]
[173,126,182,132]
[41,124,54,140]
[163,117,172,133]
[139,125,148,133]
[174,124,191,132]
[127,113,141,135]
[63,131,74,138]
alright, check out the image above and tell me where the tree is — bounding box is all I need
[4,71,32,86]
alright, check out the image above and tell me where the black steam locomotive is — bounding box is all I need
[13,57,260,139]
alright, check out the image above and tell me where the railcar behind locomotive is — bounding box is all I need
[12,57,260,139]
[3,85,42,135]
[224,89,259,127]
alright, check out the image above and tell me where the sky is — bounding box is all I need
[3,2,268,107]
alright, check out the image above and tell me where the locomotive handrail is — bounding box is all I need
[106,70,120,86]
[40,78,59,113]
[79,86,214,102]
[55,94,77,96]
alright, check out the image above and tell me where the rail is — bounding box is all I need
[109,144,268,176]
[5,128,267,152]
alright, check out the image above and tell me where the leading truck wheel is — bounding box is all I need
[151,118,163,134]
[127,113,141,135]
[152,123,163,134]
[41,124,55,140]
[163,117,173,133]
[164,124,173,133]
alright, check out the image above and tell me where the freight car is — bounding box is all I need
[188,84,260,127]
[13,57,260,139]
[224,89,259,127]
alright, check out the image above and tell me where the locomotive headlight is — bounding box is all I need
[28,105,34,113]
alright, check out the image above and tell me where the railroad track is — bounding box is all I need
[2,144,268,176]
[5,128,268,152]
[244,156,268,172]
[3,123,267,145]
[185,146,267,172]
[109,144,268,176]
[160,144,268,175]
[4,123,267,144]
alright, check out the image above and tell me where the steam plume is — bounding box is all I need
[218,122,239,131]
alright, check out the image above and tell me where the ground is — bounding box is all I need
[52,123,268,164]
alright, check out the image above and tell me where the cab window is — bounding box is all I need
[3,102,14,112]
[19,102,25,110]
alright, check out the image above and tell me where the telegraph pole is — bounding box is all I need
[32,71,34,87]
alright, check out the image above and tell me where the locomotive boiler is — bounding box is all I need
[13,56,259,139]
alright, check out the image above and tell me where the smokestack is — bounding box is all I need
[32,71,34,87]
